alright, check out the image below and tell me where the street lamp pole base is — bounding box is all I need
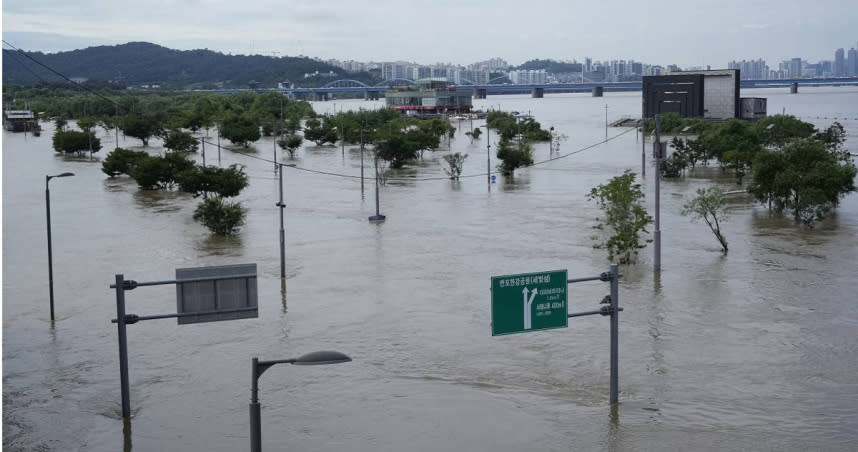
[368,214,386,223]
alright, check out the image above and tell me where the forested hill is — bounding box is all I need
[2,42,352,88]
[516,59,583,73]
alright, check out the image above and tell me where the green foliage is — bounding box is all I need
[219,113,261,147]
[3,42,350,88]
[670,137,707,168]
[700,119,761,181]
[54,117,67,131]
[193,196,247,235]
[466,127,482,140]
[813,122,850,161]
[163,129,199,153]
[277,134,304,158]
[588,171,652,264]
[76,117,97,132]
[486,111,551,141]
[748,139,857,226]
[121,113,163,146]
[375,134,419,168]
[303,117,339,145]
[643,113,711,135]
[754,114,816,148]
[660,151,688,178]
[129,152,195,190]
[681,187,729,253]
[101,148,149,177]
[177,164,248,198]
[496,137,534,176]
[52,129,101,154]
[442,153,468,180]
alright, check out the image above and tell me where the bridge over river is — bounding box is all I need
[201,77,858,100]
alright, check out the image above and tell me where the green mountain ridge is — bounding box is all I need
[2,41,362,88]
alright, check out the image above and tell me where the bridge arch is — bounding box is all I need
[488,75,511,84]
[322,79,369,88]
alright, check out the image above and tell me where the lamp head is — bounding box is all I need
[292,350,352,366]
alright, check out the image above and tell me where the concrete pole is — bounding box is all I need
[641,127,646,178]
[486,126,491,191]
[45,177,55,322]
[115,274,131,419]
[250,358,262,452]
[609,263,619,404]
[277,166,285,280]
[654,115,662,272]
[605,104,608,140]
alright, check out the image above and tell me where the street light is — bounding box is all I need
[250,350,352,452]
[478,125,492,191]
[46,172,75,322]
[277,163,297,286]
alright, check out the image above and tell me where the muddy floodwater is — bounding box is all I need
[3,88,858,451]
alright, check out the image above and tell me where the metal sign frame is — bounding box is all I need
[490,264,623,404]
[109,263,259,419]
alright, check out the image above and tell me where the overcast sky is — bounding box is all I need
[3,0,856,67]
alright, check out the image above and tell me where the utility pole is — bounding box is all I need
[486,126,491,191]
[654,114,662,272]
[641,126,646,178]
[360,111,365,196]
[605,104,608,140]
[277,164,286,281]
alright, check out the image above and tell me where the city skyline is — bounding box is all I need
[2,0,856,68]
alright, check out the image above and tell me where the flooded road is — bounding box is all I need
[3,87,858,451]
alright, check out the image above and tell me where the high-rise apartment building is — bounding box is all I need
[728,59,769,79]
[834,48,845,76]
[848,48,858,76]
[788,58,803,78]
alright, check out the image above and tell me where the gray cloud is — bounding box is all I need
[3,0,857,66]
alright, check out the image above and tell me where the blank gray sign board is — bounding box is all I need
[175,263,258,324]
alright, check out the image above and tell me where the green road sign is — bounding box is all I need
[491,270,568,336]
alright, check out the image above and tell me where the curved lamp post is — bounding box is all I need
[250,350,352,452]
[46,172,74,322]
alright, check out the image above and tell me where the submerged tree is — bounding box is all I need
[747,139,856,226]
[52,129,101,155]
[220,113,261,147]
[588,171,652,264]
[496,137,533,176]
[163,129,199,153]
[442,153,468,180]
[177,164,249,198]
[277,134,304,158]
[101,148,149,177]
[193,196,247,235]
[681,187,729,254]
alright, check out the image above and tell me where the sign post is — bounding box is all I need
[110,264,259,419]
[491,264,622,404]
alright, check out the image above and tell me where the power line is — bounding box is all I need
[203,127,636,183]
[3,37,638,182]
[2,40,122,109]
